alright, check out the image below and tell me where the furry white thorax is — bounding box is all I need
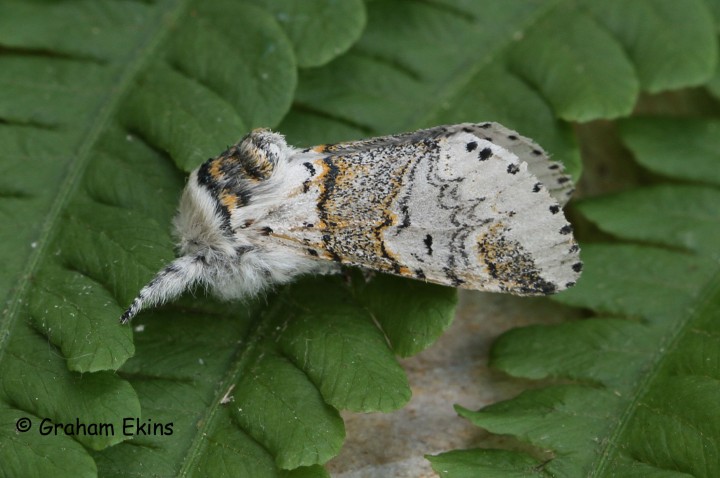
[175,168,330,300]
[173,145,331,300]
[120,132,333,324]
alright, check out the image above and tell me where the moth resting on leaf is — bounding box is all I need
[121,123,581,323]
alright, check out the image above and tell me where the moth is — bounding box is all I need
[121,123,581,323]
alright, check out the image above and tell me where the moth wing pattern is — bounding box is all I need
[438,123,576,205]
[261,123,581,296]
[301,123,575,205]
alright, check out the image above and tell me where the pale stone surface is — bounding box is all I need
[326,290,576,477]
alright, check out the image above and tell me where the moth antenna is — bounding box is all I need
[120,253,208,324]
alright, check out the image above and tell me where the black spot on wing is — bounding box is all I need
[424,234,433,256]
[466,141,478,152]
[303,162,316,175]
[302,161,316,192]
[479,148,493,161]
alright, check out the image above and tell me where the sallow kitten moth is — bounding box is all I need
[121,123,581,323]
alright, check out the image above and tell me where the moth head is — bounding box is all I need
[120,129,290,324]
